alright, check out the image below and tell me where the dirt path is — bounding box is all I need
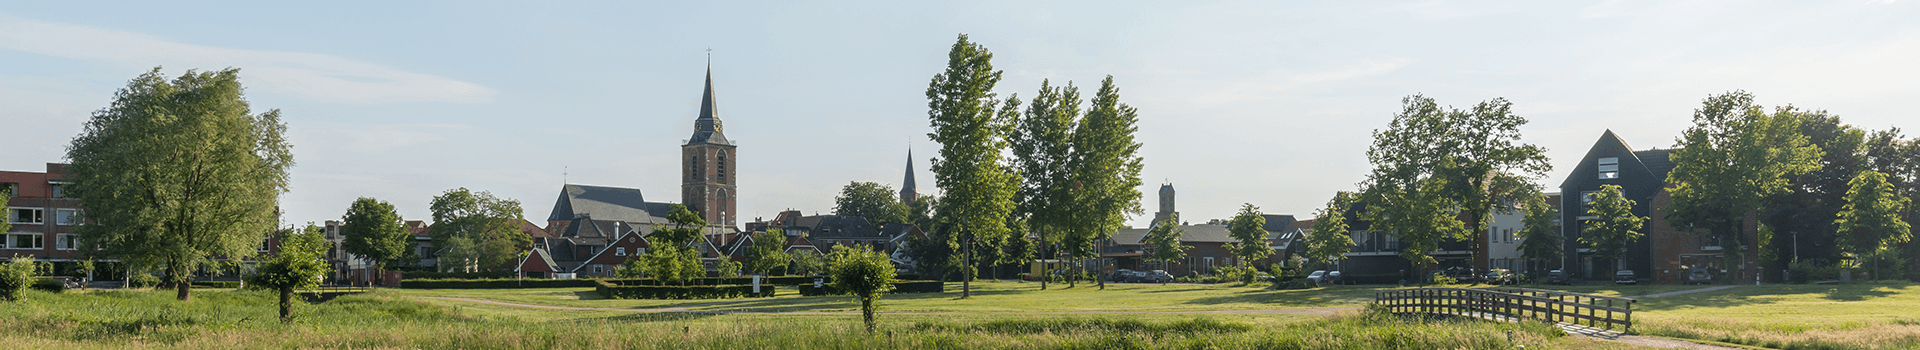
[422,296,1356,315]
[1624,285,1743,299]
[1559,323,1745,350]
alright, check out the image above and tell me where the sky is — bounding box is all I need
[2,1,1918,229]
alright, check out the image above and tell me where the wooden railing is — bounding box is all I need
[1374,287,1635,331]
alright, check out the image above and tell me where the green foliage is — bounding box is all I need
[797,280,945,296]
[1429,273,1459,285]
[594,280,775,299]
[1666,91,1823,267]
[648,204,708,246]
[828,244,898,332]
[644,244,705,286]
[833,182,910,225]
[402,270,515,280]
[716,259,743,278]
[1361,94,1551,269]
[398,278,595,289]
[189,281,242,289]
[129,273,161,289]
[31,277,67,293]
[1581,185,1647,262]
[0,255,34,301]
[428,188,529,272]
[1306,192,1356,266]
[1010,79,1080,275]
[791,250,826,276]
[247,223,329,321]
[746,229,792,275]
[1144,218,1191,271]
[1835,170,1912,267]
[67,68,295,301]
[438,236,480,273]
[1515,190,1563,269]
[926,34,1020,295]
[342,197,412,270]
[1226,203,1271,266]
[1068,75,1147,258]
[615,255,647,278]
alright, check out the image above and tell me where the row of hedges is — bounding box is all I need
[399,278,597,289]
[401,271,515,280]
[30,278,66,293]
[594,280,776,299]
[601,276,821,286]
[796,280,944,296]
[190,281,242,289]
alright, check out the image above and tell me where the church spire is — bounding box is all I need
[688,64,728,145]
[901,149,918,204]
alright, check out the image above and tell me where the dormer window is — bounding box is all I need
[1598,157,1620,179]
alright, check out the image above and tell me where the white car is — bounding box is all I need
[1307,270,1339,285]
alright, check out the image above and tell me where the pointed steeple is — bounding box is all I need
[901,149,918,204]
[688,65,728,145]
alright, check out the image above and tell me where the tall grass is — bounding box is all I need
[0,288,1569,349]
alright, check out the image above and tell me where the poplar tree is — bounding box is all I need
[1066,76,1147,290]
[68,67,294,301]
[926,34,1019,298]
[1010,79,1079,290]
[1835,170,1911,278]
[341,197,411,276]
[1580,185,1646,266]
[1666,91,1822,278]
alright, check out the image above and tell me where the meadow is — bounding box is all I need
[0,281,1640,349]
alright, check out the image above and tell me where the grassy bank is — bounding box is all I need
[0,288,1626,349]
[1617,281,1920,350]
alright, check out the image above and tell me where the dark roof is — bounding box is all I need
[1177,225,1234,243]
[1261,214,1296,232]
[546,184,672,223]
[1112,228,1151,245]
[687,67,730,145]
[805,216,885,239]
[1633,149,1677,181]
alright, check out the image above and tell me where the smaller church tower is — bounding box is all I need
[1152,183,1178,225]
[900,150,917,204]
[683,66,737,227]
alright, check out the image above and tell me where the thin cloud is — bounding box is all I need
[0,14,495,103]
[1193,57,1413,106]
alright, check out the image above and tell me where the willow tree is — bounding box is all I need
[1360,95,1549,273]
[1666,91,1822,280]
[68,67,294,301]
[926,34,1020,298]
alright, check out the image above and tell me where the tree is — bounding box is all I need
[67,68,295,301]
[247,224,328,322]
[1305,192,1357,268]
[1065,76,1147,291]
[1835,170,1912,279]
[1010,79,1080,291]
[439,236,480,273]
[1514,191,1563,276]
[828,244,898,333]
[926,34,1020,298]
[1666,91,1823,280]
[341,197,411,277]
[0,256,31,302]
[1760,113,1864,275]
[1226,204,1272,270]
[745,229,792,275]
[716,259,743,278]
[1581,185,1646,267]
[1143,218,1191,284]
[428,188,529,271]
[834,182,910,225]
[644,244,703,285]
[615,255,647,278]
[1360,95,1549,272]
[791,250,826,276]
[649,204,708,246]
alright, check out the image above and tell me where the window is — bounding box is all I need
[9,208,43,224]
[0,183,15,197]
[6,233,43,249]
[592,265,605,273]
[637,248,647,255]
[259,238,272,252]
[1580,190,1601,215]
[51,184,65,198]
[615,247,626,257]
[57,233,76,250]
[56,209,79,226]
[1598,157,1620,179]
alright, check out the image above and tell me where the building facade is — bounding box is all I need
[683,67,739,228]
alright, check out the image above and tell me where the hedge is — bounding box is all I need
[600,276,820,286]
[401,271,515,280]
[797,280,944,296]
[399,278,598,289]
[191,281,242,289]
[594,280,775,299]
[30,278,66,293]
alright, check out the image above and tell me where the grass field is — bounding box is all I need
[0,282,1641,349]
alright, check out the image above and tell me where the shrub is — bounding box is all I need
[400,271,514,280]
[593,280,775,299]
[1430,273,1458,285]
[31,278,68,293]
[797,280,943,296]
[129,274,161,288]
[398,278,596,289]
[0,256,32,301]
[190,281,243,289]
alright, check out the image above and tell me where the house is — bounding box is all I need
[1,163,85,263]
[569,229,651,278]
[1096,185,1303,276]
[515,247,561,279]
[1559,130,1759,284]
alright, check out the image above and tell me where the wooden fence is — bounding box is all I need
[1374,287,1635,331]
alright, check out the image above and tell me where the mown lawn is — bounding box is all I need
[0,284,1639,349]
[1624,281,1920,350]
[398,280,1391,313]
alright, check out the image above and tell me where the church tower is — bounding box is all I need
[900,150,917,204]
[683,66,737,227]
[1152,183,1177,225]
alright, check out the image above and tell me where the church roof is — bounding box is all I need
[688,66,731,146]
[901,150,916,198]
[546,184,673,223]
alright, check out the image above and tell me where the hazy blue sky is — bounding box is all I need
[3,1,1917,229]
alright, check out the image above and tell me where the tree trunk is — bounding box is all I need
[170,260,191,301]
[279,286,293,322]
[1097,257,1106,290]
[1039,242,1048,291]
[861,296,876,333]
[962,236,973,298]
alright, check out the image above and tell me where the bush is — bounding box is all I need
[594,280,775,299]
[401,271,514,280]
[1429,272,1458,285]
[1788,261,1842,284]
[190,281,242,289]
[398,278,597,289]
[598,276,818,286]
[797,280,944,296]
[31,278,68,293]
[1341,273,1403,285]
[129,274,161,288]
[0,256,32,301]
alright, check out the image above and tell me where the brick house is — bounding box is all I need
[1559,130,1761,284]
[2,163,84,262]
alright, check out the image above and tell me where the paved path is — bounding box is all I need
[422,297,1355,315]
[1559,323,1745,350]
[1623,285,1744,299]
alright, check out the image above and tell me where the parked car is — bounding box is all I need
[1614,270,1638,285]
[1306,270,1341,285]
[1482,269,1514,285]
[1144,270,1174,283]
[1546,270,1569,285]
[1686,268,1712,285]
